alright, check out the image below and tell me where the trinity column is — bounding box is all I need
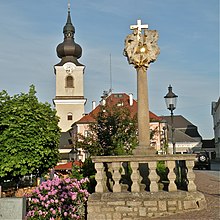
[124,20,160,155]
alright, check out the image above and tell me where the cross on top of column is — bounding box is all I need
[130,19,148,41]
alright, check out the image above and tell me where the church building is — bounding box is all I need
[53,5,86,161]
[53,5,86,133]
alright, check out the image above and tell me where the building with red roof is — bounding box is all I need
[68,92,167,161]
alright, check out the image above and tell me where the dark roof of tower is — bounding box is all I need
[56,8,83,66]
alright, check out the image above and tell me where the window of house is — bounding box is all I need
[84,130,91,137]
[66,76,74,88]
[117,102,124,106]
[114,94,123,98]
[67,113,73,120]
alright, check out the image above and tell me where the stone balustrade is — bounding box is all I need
[92,154,197,193]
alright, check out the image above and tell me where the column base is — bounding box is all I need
[133,145,156,155]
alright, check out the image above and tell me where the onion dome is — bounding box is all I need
[56,8,83,66]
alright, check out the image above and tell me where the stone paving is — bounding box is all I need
[154,167,220,219]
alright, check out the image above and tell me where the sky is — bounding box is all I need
[0,0,219,139]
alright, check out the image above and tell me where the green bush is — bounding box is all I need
[81,158,96,193]
[156,161,168,182]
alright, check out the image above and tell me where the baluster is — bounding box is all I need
[167,160,177,192]
[95,162,105,192]
[112,162,122,192]
[105,163,113,191]
[148,161,159,192]
[130,162,140,192]
[186,160,197,191]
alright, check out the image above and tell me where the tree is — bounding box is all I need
[0,85,60,182]
[74,104,138,156]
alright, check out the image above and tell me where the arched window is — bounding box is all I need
[66,76,74,88]
[67,113,73,121]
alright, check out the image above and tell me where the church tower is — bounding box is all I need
[54,5,86,132]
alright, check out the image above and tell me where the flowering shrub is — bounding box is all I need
[26,177,89,220]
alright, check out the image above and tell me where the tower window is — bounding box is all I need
[67,113,73,121]
[66,76,74,88]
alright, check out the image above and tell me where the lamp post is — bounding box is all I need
[164,85,178,154]
[161,120,168,154]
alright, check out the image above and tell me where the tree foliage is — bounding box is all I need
[75,104,138,156]
[0,85,60,181]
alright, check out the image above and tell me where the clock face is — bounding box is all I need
[63,62,76,73]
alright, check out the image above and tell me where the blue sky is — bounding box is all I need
[0,0,219,139]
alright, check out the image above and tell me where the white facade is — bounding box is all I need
[212,98,220,158]
[167,142,201,154]
[54,65,86,132]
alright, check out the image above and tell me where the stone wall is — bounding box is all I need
[0,197,26,220]
[87,191,206,220]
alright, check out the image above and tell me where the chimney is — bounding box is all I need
[92,101,96,110]
[101,99,106,106]
[129,93,133,106]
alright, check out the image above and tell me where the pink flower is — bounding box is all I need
[26,177,89,219]
[71,194,77,200]
[64,212,68,216]
[65,178,71,183]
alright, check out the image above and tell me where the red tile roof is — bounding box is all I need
[54,161,82,170]
[76,93,162,124]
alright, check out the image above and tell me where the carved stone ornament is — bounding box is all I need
[124,29,160,69]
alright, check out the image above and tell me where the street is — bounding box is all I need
[208,160,220,177]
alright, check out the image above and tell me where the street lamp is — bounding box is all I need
[164,85,178,154]
[161,120,168,155]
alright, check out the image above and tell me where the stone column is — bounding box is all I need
[124,20,160,155]
[133,66,155,155]
[138,66,149,147]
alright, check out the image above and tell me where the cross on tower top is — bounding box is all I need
[68,0,71,12]
[130,19,148,41]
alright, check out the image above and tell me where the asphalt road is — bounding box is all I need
[202,160,220,178]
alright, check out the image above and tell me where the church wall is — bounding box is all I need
[55,66,85,97]
[56,104,85,132]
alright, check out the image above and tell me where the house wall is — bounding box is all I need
[71,121,167,160]
[212,98,220,158]
[150,122,167,153]
[167,142,201,154]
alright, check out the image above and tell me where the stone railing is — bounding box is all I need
[91,154,197,193]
